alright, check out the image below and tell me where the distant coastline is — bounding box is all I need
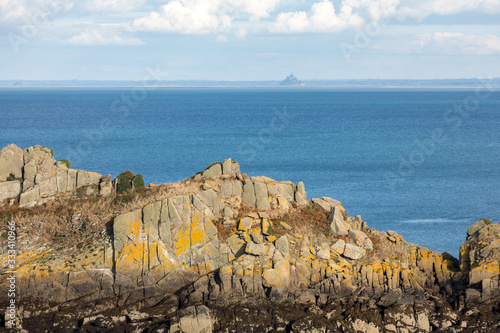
[1,78,500,89]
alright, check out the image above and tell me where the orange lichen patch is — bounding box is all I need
[470,260,500,284]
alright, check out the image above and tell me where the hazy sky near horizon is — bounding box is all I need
[1,0,500,80]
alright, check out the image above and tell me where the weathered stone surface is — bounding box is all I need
[328,206,350,235]
[317,243,330,260]
[276,236,290,255]
[268,182,295,203]
[202,163,222,179]
[349,229,373,250]
[19,188,40,207]
[311,197,343,212]
[242,181,256,206]
[0,144,24,181]
[0,180,21,201]
[169,305,213,333]
[238,217,253,231]
[295,192,308,206]
[262,218,273,235]
[297,181,306,199]
[246,242,266,256]
[222,158,232,176]
[331,239,346,256]
[254,181,270,210]
[77,171,102,188]
[467,220,486,237]
[377,289,403,307]
[343,244,366,260]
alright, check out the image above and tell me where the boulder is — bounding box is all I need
[0,144,24,181]
[328,206,350,235]
[343,244,366,260]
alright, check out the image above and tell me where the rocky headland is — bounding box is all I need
[0,144,499,333]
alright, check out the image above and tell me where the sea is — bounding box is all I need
[1,87,499,257]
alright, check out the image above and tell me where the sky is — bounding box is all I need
[0,0,500,80]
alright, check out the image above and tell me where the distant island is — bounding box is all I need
[280,73,303,86]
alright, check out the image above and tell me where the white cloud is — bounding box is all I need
[65,29,144,45]
[128,0,281,34]
[398,0,500,20]
[414,32,500,55]
[0,0,73,23]
[83,0,146,13]
[270,0,366,33]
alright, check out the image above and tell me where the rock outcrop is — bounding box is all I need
[0,145,499,332]
[0,144,148,208]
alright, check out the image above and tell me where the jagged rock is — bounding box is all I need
[328,206,350,235]
[343,244,366,260]
[0,144,24,181]
[467,220,487,237]
[0,180,21,201]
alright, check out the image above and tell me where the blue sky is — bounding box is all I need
[1,0,499,80]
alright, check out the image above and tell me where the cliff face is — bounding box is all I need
[0,145,499,333]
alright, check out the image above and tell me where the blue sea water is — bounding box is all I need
[1,88,499,257]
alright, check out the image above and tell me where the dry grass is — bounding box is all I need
[279,205,330,237]
[0,178,205,250]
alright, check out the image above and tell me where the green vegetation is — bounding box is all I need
[58,159,71,168]
[116,171,135,194]
[132,174,145,189]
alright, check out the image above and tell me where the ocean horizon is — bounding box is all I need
[1,87,499,257]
